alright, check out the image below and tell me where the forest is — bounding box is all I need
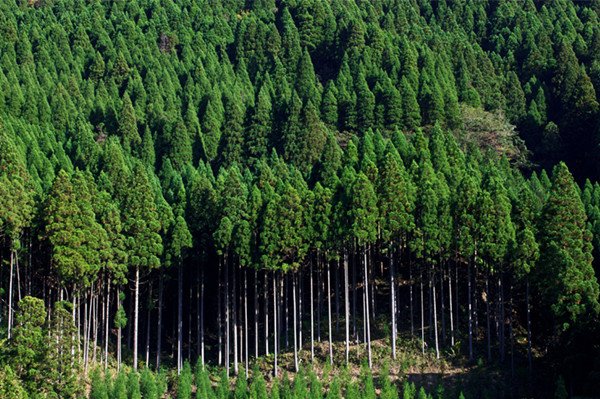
[1,0,600,397]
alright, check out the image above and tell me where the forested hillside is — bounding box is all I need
[1,0,600,397]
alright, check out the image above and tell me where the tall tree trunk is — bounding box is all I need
[468,262,473,360]
[105,279,110,371]
[420,269,425,355]
[441,261,446,345]
[225,253,230,378]
[455,262,460,339]
[245,269,249,378]
[500,271,505,362]
[449,262,454,346]
[410,258,414,338]
[310,255,315,362]
[273,270,278,377]
[134,266,140,370]
[146,283,152,367]
[486,270,491,362]
[117,290,122,371]
[284,274,288,349]
[364,245,372,368]
[317,250,322,343]
[8,250,14,340]
[335,258,339,332]
[299,267,303,350]
[218,258,222,366]
[201,268,205,367]
[233,260,238,375]
[526,276,532,373]
[344,250,350,365]
[433,270,439,359]
[255,269,258,359]
[352,250,357,343]
[390,244,396,360]
[327,259,333,366]
[264,270,269,356]
[178,260,183,374]
[509,279,514,376]
[293,271,298,372]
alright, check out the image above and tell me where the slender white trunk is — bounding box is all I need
[105,279,110,371]
[157,272,163,371]
[273,271,278,377]
[233,260,238,375]
[201,268,205,367]
[468,262,473,360]
[420,269,425,355]
[134,266,140,370]
[225,254,230,378]
[344,250,350,364]
[244,269,248,379]
[390,244,396,360]
[527,277,532,373]
[364,246,371,368]
[486,271,491,362]
[310,255,314,362]
[8,250,14,340]
[293,272,298,372]
[327,260,333,366]
[254,269,258,359]
[178,260,183,374]
[146,283,152,367]
[433,270,439,359]
[449,262,454,346]
[264,271,269,356]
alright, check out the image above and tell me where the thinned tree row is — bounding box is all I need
[2,122,599,379]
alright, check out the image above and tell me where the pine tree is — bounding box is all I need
[536,162,600,332]
[118,92,141,154]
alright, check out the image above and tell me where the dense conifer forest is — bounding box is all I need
[1,0,600,397]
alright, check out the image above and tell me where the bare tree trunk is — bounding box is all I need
[218,258,222,367]
[390,244,396,360]
[299,266,303,350]
[264,270,269,356]
[293,272,298,372]
[233,260,238,375]
[226,253,230,378]
[500,271,505,362]
[146,283,152,367]
[420,268,425,355]
[178,260,183,374]
[468,262,473,360]
[105,279,110,371]
[317,250,322,342]
[455,262,460,338]
[433,270,439,359]
[157,272,164,371]
[254,269,258,359]
[449,262,454,346]
[201,268,205,367]
[441,261,446,345]
[310,255,315,362]
[134,266,140,370]
[117,290,122,371]
[273,271,278,377]
[284,274,288,349]
[410,258,414,337]
[364,246,371,368]
[527,276,532,374]
[486,270,491,362]
[344,250,350,365]
[335,258,339,332]
[8,250,14,340]
[327,259,333,367]
[244,269,249,377]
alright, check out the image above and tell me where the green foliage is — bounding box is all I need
[89,369,109,399]
[177,361,193,399]
[140,368,158,399]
